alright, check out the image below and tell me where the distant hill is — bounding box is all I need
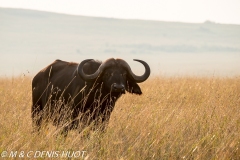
[1,7,240,55]
[0,8,240,76]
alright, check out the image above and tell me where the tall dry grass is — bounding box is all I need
[0,75,239,159]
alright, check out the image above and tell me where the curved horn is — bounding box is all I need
[117,59,150,83]
[78,58,115,81]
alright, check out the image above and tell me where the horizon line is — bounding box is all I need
[1,7,240,26]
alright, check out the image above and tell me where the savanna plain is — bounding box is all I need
[0,75,239,159]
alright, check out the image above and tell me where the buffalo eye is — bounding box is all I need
[122,73,127,77]
[105,73,113,77]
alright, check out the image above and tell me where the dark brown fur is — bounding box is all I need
[32,59,145,135]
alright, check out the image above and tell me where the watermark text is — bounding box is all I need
[1,150,87,158]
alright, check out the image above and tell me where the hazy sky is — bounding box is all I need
[1,0,240,24]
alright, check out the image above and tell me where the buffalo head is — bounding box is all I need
[77,58,150,95]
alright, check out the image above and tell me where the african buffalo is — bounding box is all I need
[32,58,150,134]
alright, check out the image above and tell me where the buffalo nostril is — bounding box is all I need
[113,84,117,89]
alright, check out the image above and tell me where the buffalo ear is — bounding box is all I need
[126,80,142,95]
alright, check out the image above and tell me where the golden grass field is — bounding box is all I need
[0,76,239,159]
